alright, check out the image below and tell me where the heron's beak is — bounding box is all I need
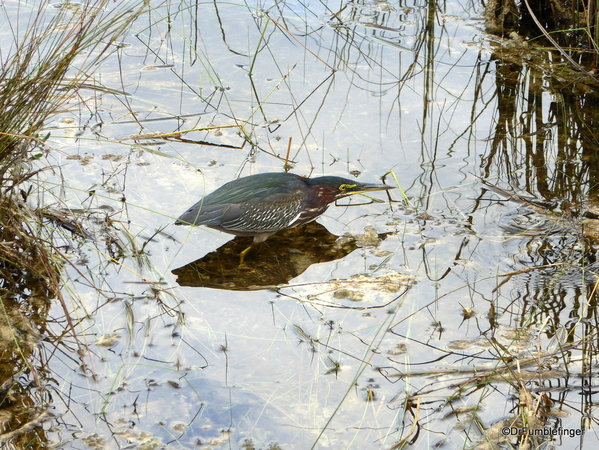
[339,182,394,198]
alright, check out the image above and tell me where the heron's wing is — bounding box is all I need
[175,199,234,226]
[175,173,306,227]
[220,190,306,233]
[203,173,305,204]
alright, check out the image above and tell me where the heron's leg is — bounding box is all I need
[239,245,252,265]
[238,232,274,265]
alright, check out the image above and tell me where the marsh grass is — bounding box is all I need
[0,1,148,445]
[487,0,599,80]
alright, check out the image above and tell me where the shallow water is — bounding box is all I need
[2,0,598,448]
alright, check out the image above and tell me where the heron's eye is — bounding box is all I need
[339,183,357,191]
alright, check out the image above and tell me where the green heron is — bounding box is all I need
[175,172,393,263]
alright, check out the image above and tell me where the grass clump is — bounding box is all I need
[0,1,148,446]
